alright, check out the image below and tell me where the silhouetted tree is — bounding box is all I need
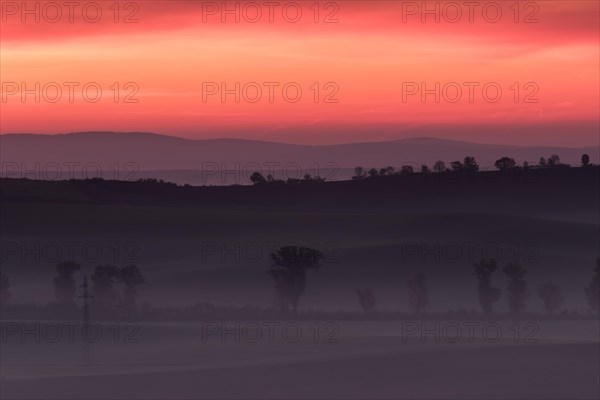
[473,259,501,314]
[53,261,81,305]
[420,164,430,173]
[584,258,600,313]
[463,156,479,172]
[547,154,560,167]
[539,157,547,168]
[250,172,266,185]
[355,288,376,315]
[494,157,516,171]
[407,272,429,314]
[91,265,120,307]
[353,167,367,180]
[381,166,395,176]
[401,165,414,175]
[118,265,146,313]
[450,161,463,171]
[0,270,10,304]
[433,161,446,173]
[581,154,590,167]
[538,282,563,315]
[368,168,379,178]
[298,174,325,183]
[522,161,530,169]
[268,246,323,316]
[266,174,281,183]
[503,263,529,314]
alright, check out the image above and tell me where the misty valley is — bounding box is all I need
[1,157,598,399]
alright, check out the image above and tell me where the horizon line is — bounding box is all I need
[1,131,598,150]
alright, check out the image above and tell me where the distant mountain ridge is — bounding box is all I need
[1,132,597,184]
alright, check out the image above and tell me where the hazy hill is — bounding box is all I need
[1,133,597,185]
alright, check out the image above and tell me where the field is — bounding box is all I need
[1,320,599,399]
[1,167,598,399]
[1,169,598,311]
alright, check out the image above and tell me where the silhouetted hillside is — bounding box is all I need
[1,166,598,218]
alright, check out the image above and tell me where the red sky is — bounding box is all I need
[1,0,598,146]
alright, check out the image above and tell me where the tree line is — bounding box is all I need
[250,172,326,185]
[0,262,145,317]
[0,250,598,318]
[353,258,600,316]
[265,247,599,317]
[351,153,592,180]
[246,153,593,185]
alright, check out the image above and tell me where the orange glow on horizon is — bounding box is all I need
[1,1,598,145]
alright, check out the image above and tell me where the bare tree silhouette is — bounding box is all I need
[268,246,323,316]
[355,288,376,316]
[503,263,530,314]
[0,269,10,305]
[473,259,501,314]
[538,282,563,315]
[118,265,146,315]
[91,265,120,307]
[53,261,81,305]
[584,258,600,314]
[407,272,429,314]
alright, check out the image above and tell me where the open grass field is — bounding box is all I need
[1,320,598,399]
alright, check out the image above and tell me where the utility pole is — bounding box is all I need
[79,274,94,366]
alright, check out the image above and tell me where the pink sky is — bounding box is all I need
[1,1,598,145]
